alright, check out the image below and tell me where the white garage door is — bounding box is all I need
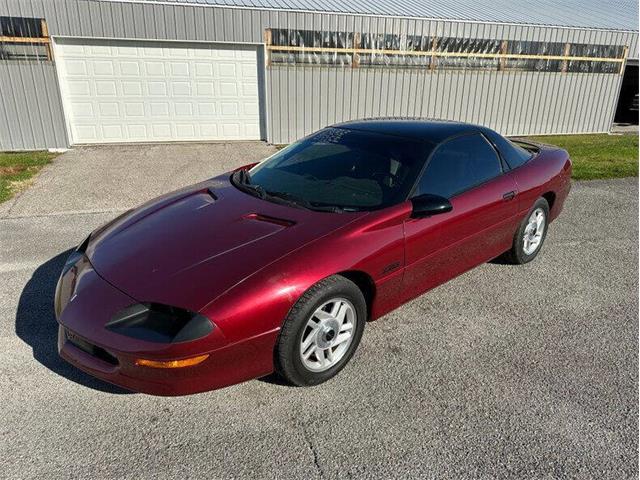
[54,38,262,144]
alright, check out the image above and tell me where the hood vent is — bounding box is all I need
[244,213,295,227]
[206,187,218,200]
[193,187,218,211]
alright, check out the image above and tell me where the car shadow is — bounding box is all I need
[488,256,512,265]
[258,372,290,386]
[15,249,132,394]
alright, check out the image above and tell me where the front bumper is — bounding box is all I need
[57,323,278,396]
[55,255,278,396]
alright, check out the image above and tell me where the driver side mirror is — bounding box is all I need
[411,194,453,218]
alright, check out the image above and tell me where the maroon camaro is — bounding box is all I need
[55,119,571,395]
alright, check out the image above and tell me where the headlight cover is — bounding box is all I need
[61,234,91,277]
[106,303,214,343]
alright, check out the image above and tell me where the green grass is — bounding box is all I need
[0,151,58,203]
[526,134,638,180]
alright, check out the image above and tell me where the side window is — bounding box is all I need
[415,134,502,198]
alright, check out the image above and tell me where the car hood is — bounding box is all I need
[87,174,365,312]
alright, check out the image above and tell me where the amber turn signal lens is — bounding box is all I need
[135,354,209,369]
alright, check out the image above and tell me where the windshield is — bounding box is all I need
[240,128,431,211]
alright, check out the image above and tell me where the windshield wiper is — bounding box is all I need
[233,168,252,186]
[266,190,344,213]
[307,202,346,213]
[232,170,267,199]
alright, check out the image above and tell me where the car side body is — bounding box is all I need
[55,119,571,395]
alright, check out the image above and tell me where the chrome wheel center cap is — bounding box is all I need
[317,319,340,348]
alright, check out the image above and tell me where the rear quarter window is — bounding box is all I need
[484,130,534,169]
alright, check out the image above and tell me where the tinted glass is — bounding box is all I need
[248,128,432,210]
[415,134,502,198]
[483,129,533,169]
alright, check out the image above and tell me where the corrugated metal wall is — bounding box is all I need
[0,0,638,149]
[0,62,68,150]
[267,69,625,143]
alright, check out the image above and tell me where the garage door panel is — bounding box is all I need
[244,102,259,115]
[95,81,117,96]
[102,125,124,140]
[170,82,191,96]
[195,63,214,76]
[98,103,119,117]
[65,60,88,76]
[151,103,170,116]
[127,125,147,139]
[144,61,166,76]
[67,81,90,96]
[73,125,98,142]
[93,61,115,76]
[122,81,143,96]
[71,102,93,116]
[245,124,260,137]
[170,62,190,76]
[148,82,167,96]
[55,39,262,143]
[120,61,141,76]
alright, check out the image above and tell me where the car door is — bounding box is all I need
[403,133,520,300]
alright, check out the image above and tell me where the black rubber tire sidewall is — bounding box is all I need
[275,276,366,387]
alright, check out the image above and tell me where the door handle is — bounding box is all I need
[502,190,517,201]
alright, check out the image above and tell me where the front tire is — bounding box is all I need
[275,275,366,387]
[504,197,550,264]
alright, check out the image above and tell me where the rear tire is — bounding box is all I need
[275,275,366,387]
[504,198,550,265]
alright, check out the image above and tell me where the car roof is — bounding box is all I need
[332,118,483,145]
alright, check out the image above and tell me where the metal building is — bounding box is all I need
[0,0,638,150]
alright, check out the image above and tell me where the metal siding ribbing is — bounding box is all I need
[265,70,627,143]
[0,0,69,150]
[98,0,640,32]
[0,62,68,150]
[0,0,637,149]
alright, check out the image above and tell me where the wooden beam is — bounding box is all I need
[620,46,629,75]
[263,29,272,67]
[40,19,49,37]
[430,37,437,71]
[499,41,508,71]
[0,36,51,44]
[353,32,361,68]
[40,20,52,60]
[561,43,571,73]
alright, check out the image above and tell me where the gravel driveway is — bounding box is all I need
[0,144,637,479]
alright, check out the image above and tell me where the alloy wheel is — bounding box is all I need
[299,298,357,372]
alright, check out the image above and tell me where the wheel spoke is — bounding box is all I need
[340,321,353,333]
[312,310,333,322]
[301,331,316,351]
[302,341,316,359]
[326,348,335,363]
[306,318,321,331]
[329,301,342,317]
[335,303,348,323]
[333,332,351,346]
[315,348,326,366]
